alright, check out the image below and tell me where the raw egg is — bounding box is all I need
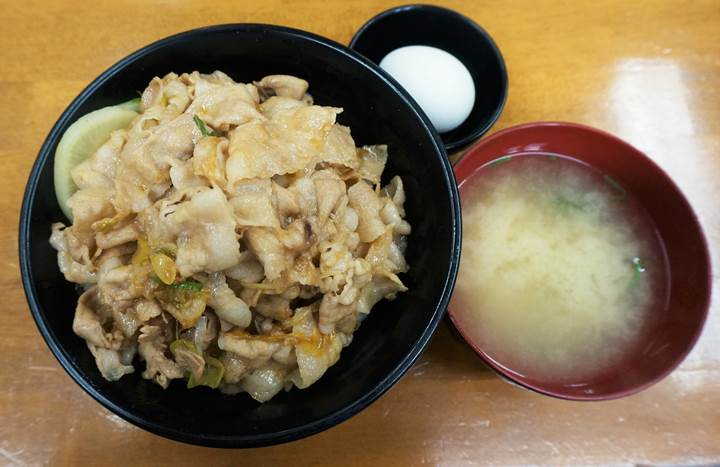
[380,45,475,133]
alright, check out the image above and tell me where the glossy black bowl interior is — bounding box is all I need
[350,4,508,151]
[19,24,461,447]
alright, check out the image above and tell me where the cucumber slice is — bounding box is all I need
[54,101,139,220]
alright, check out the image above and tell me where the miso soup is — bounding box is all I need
[451,154,669,383]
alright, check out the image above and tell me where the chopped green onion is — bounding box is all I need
[151,276,204,291]
[172,280,204,292]
[552,195,586,213]
[629,256,646,290]
[633,256,646,273]
[548,155,559,161]
[170,339,224,389]
[169,338,200,356]
[187,356,225,389]
[603,175,626,199]
[193,115,216,137]
[487,155,512,168]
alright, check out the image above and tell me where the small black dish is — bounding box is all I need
[350,4,508,152]
[19,24,461,447]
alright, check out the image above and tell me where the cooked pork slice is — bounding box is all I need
[164,187,240,276]
[87,343,134,381]
[255,75,309,100]
[138,324,183,389]
[73,287,116,349]
[348,180,386,243]
[206,273,251,328]
[244,227,287,281]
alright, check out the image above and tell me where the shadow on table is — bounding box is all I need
[407,315,498,380]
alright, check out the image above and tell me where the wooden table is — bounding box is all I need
[2,0,718,465]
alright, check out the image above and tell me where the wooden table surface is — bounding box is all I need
[2,0,719,465]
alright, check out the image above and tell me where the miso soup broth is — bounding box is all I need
[451,153,670,383]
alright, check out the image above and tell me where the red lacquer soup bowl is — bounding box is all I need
[450,122,712,400]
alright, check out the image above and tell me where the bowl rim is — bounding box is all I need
[349,3,509,151]
[449,120,712,401]
[18,23,462,447]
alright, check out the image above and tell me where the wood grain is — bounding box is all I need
[1,0,718,465]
